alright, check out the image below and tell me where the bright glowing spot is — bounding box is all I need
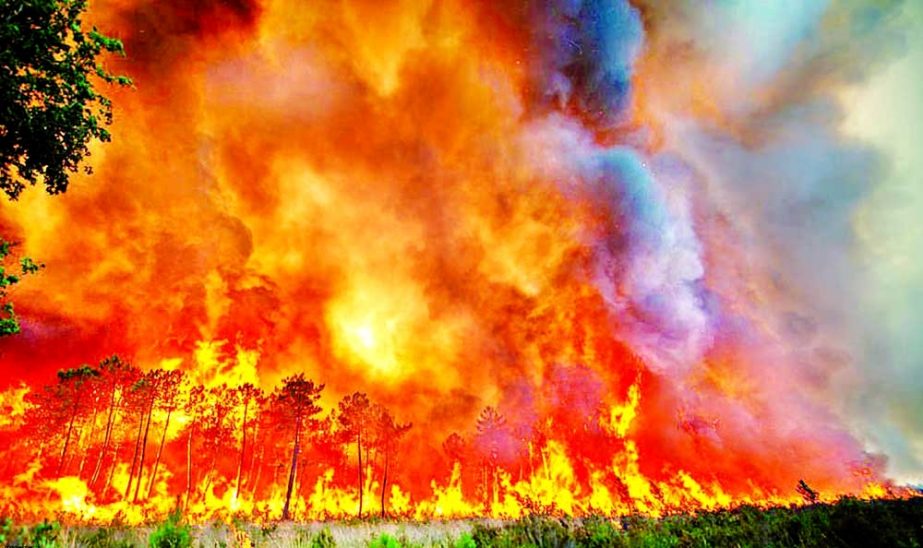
[354,323,377,350]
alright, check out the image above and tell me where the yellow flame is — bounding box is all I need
[0,382,30,429]
[603,383,640,438]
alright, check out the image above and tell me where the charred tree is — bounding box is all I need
[124,375,154,500]
[336,392,373,518]
[90,357,140,489]
[272,374,324,521]
[183,385,205,510]
[146,370,184,500]
[373,405,411,518]
[234,383,262,500]
[55,366,100,477]
[474,406,509,506]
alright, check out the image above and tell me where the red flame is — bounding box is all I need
[0,0,906,523]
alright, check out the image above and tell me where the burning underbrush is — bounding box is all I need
[0,351,908,526]
[1,0,919,529]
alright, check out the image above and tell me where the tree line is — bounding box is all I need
[6,355,642,520]
[15,356,419,520]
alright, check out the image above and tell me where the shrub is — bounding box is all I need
[149,510,192,548]
[576,516,626,547]
[471,516,575,547]
[369,533,402,548]
[312,527,336,548]
[5,520,61,548]
[454,532,476,548]
[0,517,13,545]
[10,521,61,548]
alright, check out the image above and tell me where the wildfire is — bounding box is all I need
[0,361,906,524]
[0,0,915,525]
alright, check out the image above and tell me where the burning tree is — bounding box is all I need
[88,356,141,490]
[271,374,324,520]
[474,406,513,505]
[371,405,411,518]
[3,358,902,521]
[182,384,206,509]
[124,369,184,501]
[334,393,412,518]
[194,384,237,501]
[233,382,263,500]
[145,369,185,500]
[335,391,374,518]
[22,365,100,477]
[443,432,468,465]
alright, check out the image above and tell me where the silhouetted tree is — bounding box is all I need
[1,0,128,331]
[22,365,99,476]
[272,374,324,520]
[234,383,262,500]
[199,384,236,498]
[125,370,157,500]
[443,432,468,464]
[183,384,206,509]
[1,0,130,199]
[89,356,140,489]
[474,406,510,504]
[335,392,373,518]
[54,366,99,476]
[798,479,819,504]
[246,394,273,497]
[373,405,411,518]
[145,369,184,499]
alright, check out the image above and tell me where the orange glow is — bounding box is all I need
[0,0,912,524]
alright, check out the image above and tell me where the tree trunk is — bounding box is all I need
[57,402,80,477]
[201,453,217,500]
[282,417,302,520]
[357,429,363,518]
[147,407,172,499]
[246,421,260,484]
[65,419,87,477]
[91,390,117,487]
[252,440,265,498]
[234,398,249,499]
[104,450,118,496]
[184,426,194,511]
[133,397,155,502]
[77,404,100,479]
[125,407,146,498]
[380,449,389,518]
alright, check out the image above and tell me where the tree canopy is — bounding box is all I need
[1,0,130,200]
[0,0,128,335]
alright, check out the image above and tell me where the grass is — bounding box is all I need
[148,510,192,547]
[2,497,921,547]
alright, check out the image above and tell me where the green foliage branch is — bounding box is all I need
[1,0,131,199]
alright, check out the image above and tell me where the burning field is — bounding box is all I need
[1,0,922,531]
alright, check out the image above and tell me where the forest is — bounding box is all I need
[4,355,420,521]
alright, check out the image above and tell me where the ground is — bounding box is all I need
[3,497,922,547]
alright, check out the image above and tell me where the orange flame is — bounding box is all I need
[0,0,912,524]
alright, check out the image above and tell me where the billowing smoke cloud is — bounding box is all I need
[844,1,923,484]
[630,0,921,483]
